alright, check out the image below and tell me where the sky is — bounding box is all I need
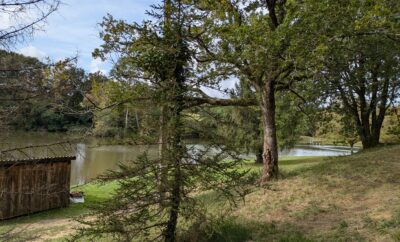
[16,0,159,74]
[13,0,235,97]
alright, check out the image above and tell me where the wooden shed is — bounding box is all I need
[0,156,75,220]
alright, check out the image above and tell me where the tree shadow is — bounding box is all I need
[179,217,314,242]
[0,225,40,242]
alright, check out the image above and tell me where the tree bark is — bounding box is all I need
[164,159,181,242]
[164,6,185,237]
[336,64,391,150]
[359,128,380,149]
[260,80,279,183]
[164,82,185,242]
[355,103,384,149]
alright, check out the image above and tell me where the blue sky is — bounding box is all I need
[16,0,160,74]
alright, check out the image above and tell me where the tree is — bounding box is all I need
[0,51,92,131]
[0,0,60,47]
[214,80,264,164]
[302,0,400,149]
[87,76,157,138]
[387,107,400,141]
[191,0,314,182]
[73,1,252,241]
[199,80,309,164]
[0,0,62,130]
[0,49,45,128]
[339,115,359,154]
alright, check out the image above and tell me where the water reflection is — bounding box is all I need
[70,143,358,186]
[279,145,357,157]
[71,144,157,185]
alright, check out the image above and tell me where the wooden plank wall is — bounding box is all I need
[0,159,71,220]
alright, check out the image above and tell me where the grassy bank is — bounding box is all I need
[1,145,400,241]
[225,145,400,241]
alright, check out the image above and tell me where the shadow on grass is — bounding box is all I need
[180,217,314,242]
[245,156,327,180]
[0,225,41,242]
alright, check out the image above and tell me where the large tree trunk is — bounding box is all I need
[359,132,380,149]
[260,80,279,183]
[358,121,382,149]
[354,106,385,149]
[340,67,390,150]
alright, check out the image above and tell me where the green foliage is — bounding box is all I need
[387,108,400,140]
[72,151,252,241]
[86,78,159,139]
[275,91,311,149]
[316,112,359,147]
[2,1,400,241]
[193,82,310,163]
[338,115,359,147]
[72,1,254,241]
[299,0,400,148]
[0,50,92,131]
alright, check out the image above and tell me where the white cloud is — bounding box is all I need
[16,0,159,72]
[0,15,11,29]
[18,45,47,60]
[90,58,107,74]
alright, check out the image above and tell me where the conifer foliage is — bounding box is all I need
[72,1,253,241]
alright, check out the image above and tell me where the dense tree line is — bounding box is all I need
[0,50,93,131]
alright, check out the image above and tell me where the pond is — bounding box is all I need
[0,132,358,185]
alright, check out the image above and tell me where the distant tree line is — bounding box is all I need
[0,50,93,132]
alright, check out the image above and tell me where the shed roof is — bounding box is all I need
[0,156,76,167]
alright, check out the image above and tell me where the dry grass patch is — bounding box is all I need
[230,145,400,241]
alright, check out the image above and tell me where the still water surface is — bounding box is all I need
[0,132,358,185]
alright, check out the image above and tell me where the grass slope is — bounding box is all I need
[215,145,400,242]
[1,145,400,241]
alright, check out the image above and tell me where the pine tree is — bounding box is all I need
[72,1,253,241]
